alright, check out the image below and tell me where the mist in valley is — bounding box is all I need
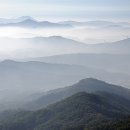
[0,18,130,111]
[0,0,130,129]
[0,21,130,59]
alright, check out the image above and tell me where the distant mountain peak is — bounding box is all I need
[0,59,18,65]
[18,16,33,20]
[77,78,106,85]
[1,59,15,63]
[49,36,65,39]
[19,19,37,24]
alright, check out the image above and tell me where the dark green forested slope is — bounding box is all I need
[0,92,130,130]
[63,117,130,130]
[91,117,130,130]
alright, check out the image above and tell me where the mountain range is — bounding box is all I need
[59,20,130,28]
[0,58,130,111]
[0,16,33,24]
[0,16,130,130]
[24,78,130,110]
[0,16,130,29]
[32,53,130,75]
[1,37,130,59]
[0,16,72,28]
[0,15,130,130]
[0,19,72,28]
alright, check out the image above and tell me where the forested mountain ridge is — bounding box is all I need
[24,78,130,110]
[0,92,130,130]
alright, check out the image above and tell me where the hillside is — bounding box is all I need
[0,60,88,108]
[91,117,130,130]
[63,116,130,130]
[25,78,130,110]
[0,92,130,130]
[1,58,130,111]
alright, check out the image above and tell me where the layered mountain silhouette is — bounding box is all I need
[59,20,130,28]
[59,20,116,27]
[24,78,130,110]
[0,17,129,28]
[0,16,130,130]
[1,59,130,111]
[0,19,72,28]
[33,53,130,75]
[1,37,130,60]
[0,16,33,24]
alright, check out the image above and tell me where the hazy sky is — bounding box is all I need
[0,0,129,21]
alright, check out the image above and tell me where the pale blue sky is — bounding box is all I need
[0,0,129,21]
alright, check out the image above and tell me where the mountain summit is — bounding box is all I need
[25,78,130,110]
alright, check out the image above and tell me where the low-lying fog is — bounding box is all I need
[0,24,130,59]
[0,25,130,43]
